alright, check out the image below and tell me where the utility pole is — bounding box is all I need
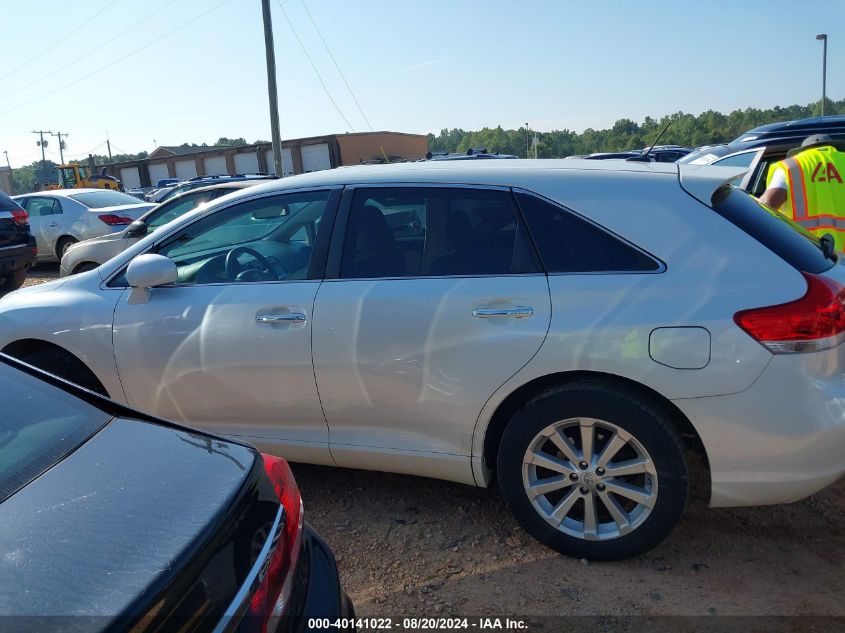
[106,139,113,161]
[51,131,68,187]
[525,122,530,159]
[32,129,52,188]
[3,150,10,170]
[816,34,828,116]
[50,131,68,164]
[261,0,283,176]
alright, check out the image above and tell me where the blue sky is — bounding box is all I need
[1,0,842,167]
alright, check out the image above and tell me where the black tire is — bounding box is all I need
[56,236,78,260]
[13,346,109,396]
[0,268,26,294]
[497,381,688,561]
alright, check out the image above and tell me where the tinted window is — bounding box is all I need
[69,191,142,208]
[25,197,62,217]
[515,192,660,273]
[0,192,23,213]
[339,188,538,279]
[711,186,833,274]
[0,363,112,502]
[156,191,332,284]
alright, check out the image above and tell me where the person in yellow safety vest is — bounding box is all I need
[759,134,845,250]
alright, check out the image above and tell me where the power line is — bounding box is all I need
[0,0,122,82]
[65,141,108,159]
[0,0,234,118]
[274,0,355,131]
[299,0,373,132]
[4,0,181,101]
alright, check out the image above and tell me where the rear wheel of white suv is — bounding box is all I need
[497,381,688,561]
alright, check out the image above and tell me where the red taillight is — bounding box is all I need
[11,207,28,226]
[98,213,133,226]
[734,272,845,353]
[248,454,303,631]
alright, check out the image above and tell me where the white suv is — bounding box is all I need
[2,160,844,560]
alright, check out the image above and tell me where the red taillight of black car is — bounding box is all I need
[98,214,134,226]
[248,453,303,631]
[10,207,28,226]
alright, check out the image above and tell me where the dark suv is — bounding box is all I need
[0,191,36,293]
[678,115,845,196]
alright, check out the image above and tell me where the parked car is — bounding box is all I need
[582,145,692,162]
[0,352,353,629]
[11,189,155,262]
[157,174,278,203]
[0,191,37,293]
[2,159,845,561]
[423,148,519,160]
[678,115,845,196]
[61,181,263,276]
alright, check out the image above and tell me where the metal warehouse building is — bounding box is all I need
[104,131,427,188]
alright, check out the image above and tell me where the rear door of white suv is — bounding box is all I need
[311,185,552,482]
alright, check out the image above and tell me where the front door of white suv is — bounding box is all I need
[111,189,340,464]
[311,185,552,483]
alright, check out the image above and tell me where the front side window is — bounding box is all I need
[515,192,660,273]
[339,187,538,279]
[156,190,333,285]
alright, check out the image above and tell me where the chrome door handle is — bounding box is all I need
[48,222,59,227]
[472,307,534,319]
[256,312,306,324]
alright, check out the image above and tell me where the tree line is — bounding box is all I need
[427,98,844,158]
[7,100,842,194]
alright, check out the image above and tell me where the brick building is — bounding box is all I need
[104,131,427,188]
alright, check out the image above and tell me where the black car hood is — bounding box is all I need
[0,416,258,625]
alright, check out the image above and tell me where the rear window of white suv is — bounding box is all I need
[711,186,834,274]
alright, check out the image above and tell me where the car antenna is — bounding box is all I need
[626,120,671,162]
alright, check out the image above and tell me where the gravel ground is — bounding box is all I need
[13,265,845,625]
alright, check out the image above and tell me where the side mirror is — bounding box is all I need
[126,254,177,305]
[124,220,147,239]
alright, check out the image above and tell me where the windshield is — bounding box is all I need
[0,362,112,502]
[144,190,218,233]
[677,145,732,165]
[70,191,143,208]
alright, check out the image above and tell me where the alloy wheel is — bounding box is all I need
[521,417,658,541]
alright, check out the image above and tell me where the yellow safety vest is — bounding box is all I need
[766,146,845,250]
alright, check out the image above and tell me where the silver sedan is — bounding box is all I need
[12,189,154,262]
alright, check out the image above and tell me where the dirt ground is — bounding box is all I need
[16,265,845,626]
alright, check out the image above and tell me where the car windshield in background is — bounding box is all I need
[69,191,144,208]
[145,191,217,232]
[711,186,833,274]
[0,362,112,502]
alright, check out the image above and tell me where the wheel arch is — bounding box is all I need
[2,338,109,396]
[55,235,77,260]
[480,370,710,493]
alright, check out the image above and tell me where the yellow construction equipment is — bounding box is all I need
[46,164,122,191]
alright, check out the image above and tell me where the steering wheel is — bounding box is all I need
[224,246,285,281]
